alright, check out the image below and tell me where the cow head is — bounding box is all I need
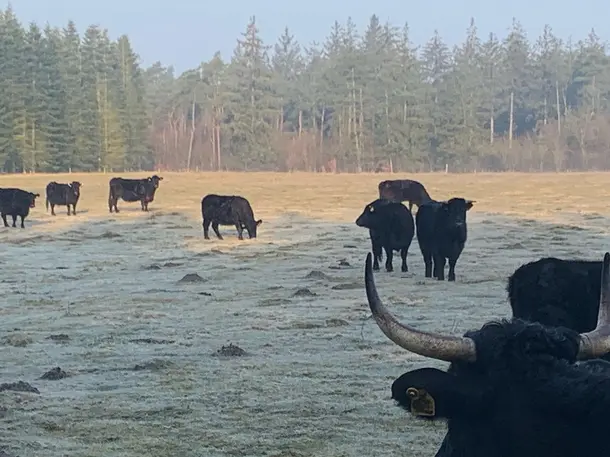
[438,198,474,238]
[245,218,263,238]
[365,251,610,456]
[29,192,40,208]
[70,181,82,196]
[355,199,392,230]
[149,175,163,188]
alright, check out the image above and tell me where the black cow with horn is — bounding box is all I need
[364,251,610,457]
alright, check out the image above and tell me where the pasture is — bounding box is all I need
[1,171,610,457]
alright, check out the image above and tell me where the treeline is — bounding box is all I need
[0,7,150,173]
[2,8,610,172]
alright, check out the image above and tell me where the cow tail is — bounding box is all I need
[45,195,49,211]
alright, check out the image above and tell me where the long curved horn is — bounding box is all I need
[578,252,610,359]
[364,253,477,363]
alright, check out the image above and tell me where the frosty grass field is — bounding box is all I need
[2,171,610,457]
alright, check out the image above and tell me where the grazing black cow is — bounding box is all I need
[364,251,610,457]
[201,194,262,240]
[355,199,414,272]
[45,181,82,216]
[415,198,474,281]
[108,175,163,213]
[378,179,433,212]
[0,188,40,228]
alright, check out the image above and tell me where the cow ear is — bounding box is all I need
[466,200,475,210]
[392,368,489,420]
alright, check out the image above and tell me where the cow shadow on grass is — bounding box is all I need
[105,205,162,214]
[41,208,91,217]
[0,216,47,229]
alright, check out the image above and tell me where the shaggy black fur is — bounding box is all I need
[507,257,602,331]
[391,318,610,457]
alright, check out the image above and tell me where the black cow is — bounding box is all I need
[378,179,433,212]
[201,194,262,240]
[0,188,40,228]
[108,175,163,213]
[46,181,82,216]
[416,198,474,281]
[364,251,610,457]
[355,199,414,272]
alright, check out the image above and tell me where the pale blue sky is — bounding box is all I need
[11,0,608,74]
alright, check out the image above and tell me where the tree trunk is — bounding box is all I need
[187,91,196,171]
[508,91,514,149]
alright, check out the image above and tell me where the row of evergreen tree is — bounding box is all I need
[3,8,610,172]
[0,7,149,172]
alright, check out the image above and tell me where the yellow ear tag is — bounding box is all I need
[407,387,435,417]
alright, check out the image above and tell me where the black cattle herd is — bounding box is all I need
[0,175,263,239]
[1,175,610,456]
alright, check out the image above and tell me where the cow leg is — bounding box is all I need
[1,214,7,227]
[384,247,394,272]
[51,204,56,216]
[211,222,223,240]
[434,255,446,280]
[372,243,382,271]
[448,258,458,281]
[11,215,17,227]
[235,223,244,240]
[72,204,77,216]
[421,248,433,278]
[203,218,212,239]
[109,198,119,213]
[244,223,254,239]
[19,215,25,228]
[400,247,408,272]
[372,254,380,271]
[66,204,71,216]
